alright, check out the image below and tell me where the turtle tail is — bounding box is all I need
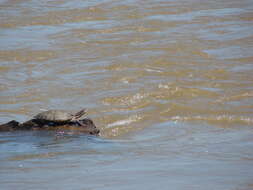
[73,109,87,119]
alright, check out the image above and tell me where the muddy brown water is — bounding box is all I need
[1,0,253,189]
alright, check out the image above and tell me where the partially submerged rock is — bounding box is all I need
[0,118,100,135]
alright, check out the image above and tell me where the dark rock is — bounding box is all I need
[0,118,100,135]
[0,120,20,131]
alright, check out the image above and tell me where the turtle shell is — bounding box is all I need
[34,110,73,122]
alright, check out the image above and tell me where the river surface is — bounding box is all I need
[1,0,253,189]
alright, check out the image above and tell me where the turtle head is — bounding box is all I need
[73,109,87,120]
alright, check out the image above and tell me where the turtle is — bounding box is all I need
[33,109,87,125]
